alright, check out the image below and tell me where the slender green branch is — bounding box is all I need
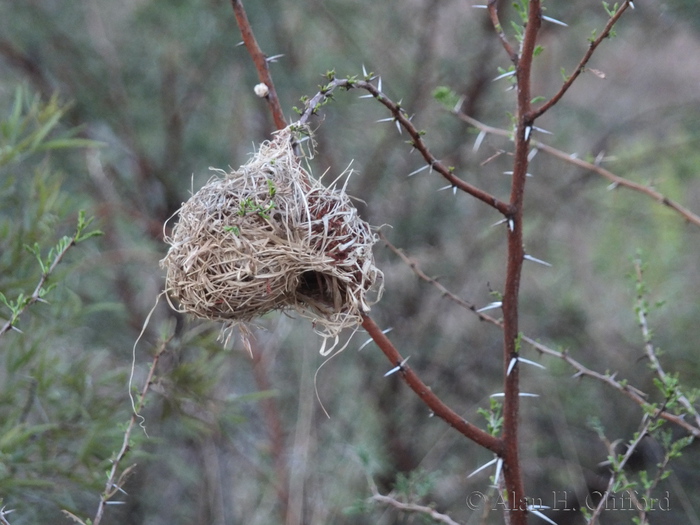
[91,335,171,525]
[530,0,633,120]
[634,259,700,428]
[588,415,656,525]
[0,211,102,337]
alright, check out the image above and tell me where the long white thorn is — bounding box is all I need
[493,70,516,82]
[524,254,553,267]
[384,356,410,377]
[542,15,568,27]
[408,164,430,177]
[507,357,518,376]
[490,392,540,398]
[467,457,498,478]
[519,357,546,370]
[473,130,487,152]
[529,507,559,525]
[359,327,393,350]
[492,458,503,487]
[476,301,502,313]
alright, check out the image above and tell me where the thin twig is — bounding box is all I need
[455,112,700,228]
[371,493,463,525]
[0,231,80,337]
[634,259,700,428]
[526,336,700,437]
[92,336,171,525]
[230,0,287,131]
[530,1,633,120]
[379,232,500,324]
[487,0,518,65]
[589,414,655,525]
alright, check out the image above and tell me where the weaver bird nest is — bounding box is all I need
[161,127,383,340]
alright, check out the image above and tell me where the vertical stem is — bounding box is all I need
[251,345,292,523]
[501,2,541,523]
[228,4,292,515]
[231,0,288,131]
[93,338,170,525]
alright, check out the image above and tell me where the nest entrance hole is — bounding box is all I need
[296,270,345,314]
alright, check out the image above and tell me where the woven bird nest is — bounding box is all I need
[161,127,383,340]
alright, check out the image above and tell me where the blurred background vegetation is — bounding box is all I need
[1,1,699,524]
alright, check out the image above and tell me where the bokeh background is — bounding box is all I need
[1,1,699,524]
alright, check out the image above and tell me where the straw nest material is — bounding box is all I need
[161,126,383,339]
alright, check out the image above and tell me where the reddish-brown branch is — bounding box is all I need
[297,78,511,215]
[250,343,292,523]
[498,2,542,523]
[230,0,287,131]
[361,315,503,456]
[529,1,632,120]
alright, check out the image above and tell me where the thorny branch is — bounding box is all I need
[496,2,542,522]
[92,335,171,525]
[634,259,700,429]
[230,0,287,131]
[528,338,700,438]
[588,414,656,525]
[381,235,700,439]
[455,111,700,228]
[530,1,634,120]
[487,0,518,65]
[361,315,503,455]
[296,77,511,215]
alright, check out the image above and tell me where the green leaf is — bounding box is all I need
[432,86,460,110]
[37,138,105,151]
